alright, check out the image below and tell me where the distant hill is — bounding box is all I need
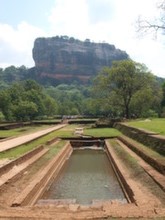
[31,36,129,85]
[0,36,164,88]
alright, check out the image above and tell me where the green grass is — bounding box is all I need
[14,140,67,178]
[108,139,142,177]
[84,127,121,137]
[0,125,51,138]
[125,118,165,135]
[1,124,120,139]
[44,141,67,160]
[50,124,78,137]
[0,128,68,159]
[0,124,121,159]
[33,119,61,123]
[0,125,76,159]
[120,135,165,164]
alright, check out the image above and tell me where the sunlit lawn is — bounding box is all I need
[125,118,165,135]
[0,123,121,139]
[53,124,121,137]
[0,125,52,138]
[0,126,70,159]
[0,124,121,159]
[52,124,79,137]
[84,127,121,137]
[0,124,77,159]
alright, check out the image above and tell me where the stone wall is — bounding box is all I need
[115,123,165,155]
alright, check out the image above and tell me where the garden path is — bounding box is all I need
[0,124,66,153]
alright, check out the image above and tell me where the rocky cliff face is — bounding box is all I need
[32,36,129,84]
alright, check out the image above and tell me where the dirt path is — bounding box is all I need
[0,124,66,153]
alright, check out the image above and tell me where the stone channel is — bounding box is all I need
[12,139,134,207]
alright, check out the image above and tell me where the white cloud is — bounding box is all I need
[0,22,45,68]
[48,0,89,39]
[0,0,165,78]
[108,0,165,76]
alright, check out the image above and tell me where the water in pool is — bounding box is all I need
[42,148,127,204]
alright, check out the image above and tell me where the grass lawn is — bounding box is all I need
[0,128,69,160]
[51,124,79,137]
[56,124,121,137]
[0,124,77,159]
[48,124,121,138]
[125,118,165,135]
[0,125,51,139]
[84,127,121,137]
[0,124,121,159]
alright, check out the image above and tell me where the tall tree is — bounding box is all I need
[93,60,159,118]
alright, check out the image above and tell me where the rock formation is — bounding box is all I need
[32,36,129,84]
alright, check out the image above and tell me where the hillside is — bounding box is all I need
[32,36,129,85]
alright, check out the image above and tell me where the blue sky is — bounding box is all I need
[0,0,165,78]
[0,0,55,28]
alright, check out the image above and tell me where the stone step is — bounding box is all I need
[116,138,165,192]
[0,147,48,188]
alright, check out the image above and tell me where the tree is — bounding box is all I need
[13,101,38,121]
[93,60,159,118]
[0,80,58,121]
[23,79,42,92]
[137,1,165,36]
[43,95,58,116]
[0,90,13,120]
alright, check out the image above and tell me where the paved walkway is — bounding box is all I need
[0,124,66,153]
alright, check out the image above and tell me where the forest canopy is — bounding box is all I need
[0,60,165,121]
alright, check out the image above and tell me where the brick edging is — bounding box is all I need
[0,145,44,176]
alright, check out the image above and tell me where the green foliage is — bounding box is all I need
[0,111,5,121]
[45,84,93,116]
[0,80,57,121]
[13,101,38,121]
[0,65,28,85]
[0,62,164,119]
[141,109,158,118]
[161,81,165,114]
[92,60,162,118]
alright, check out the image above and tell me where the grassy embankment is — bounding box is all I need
[109,138,165,203]
[125,118,165,135]
[121,118,165,161]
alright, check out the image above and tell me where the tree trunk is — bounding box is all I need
[125,104,130,119]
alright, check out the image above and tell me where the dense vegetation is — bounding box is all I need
[0,80,57,121]
[0,60,165,121]
[93,60,164,118]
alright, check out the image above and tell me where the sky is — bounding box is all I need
[0,0,165,78]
